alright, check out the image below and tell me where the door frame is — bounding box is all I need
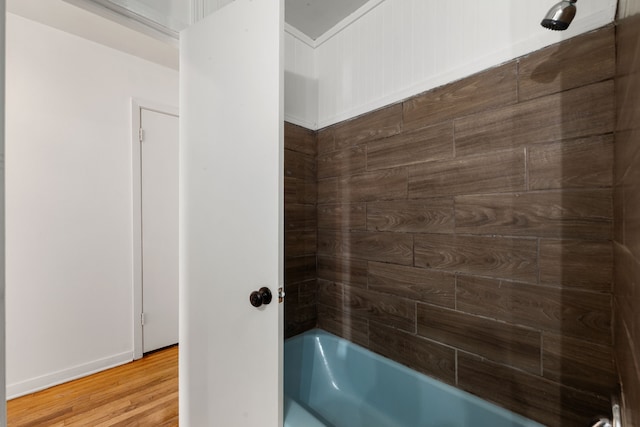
[131,98,179,360]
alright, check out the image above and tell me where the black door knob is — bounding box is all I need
[249,291,263,307]
[249,287,272,308]
[259,287,272,305]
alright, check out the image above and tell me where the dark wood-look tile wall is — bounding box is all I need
[518,26,616,101]
[312,26,617,426]
[455,275,611,344]
[333,104,403,148]
[542,332,617,397]
[417,304,542,374]
[317,255,368,288]
[369,324,456,385]
[402,62,518,129]
[414,234,538,282]
[454,80,615,156]
[284,123,318,338]
[527,135,614,190]
[614,13,640,427]
[457,353,610,426]
[454,190,613,239]
[366,198,455,234]
[367,261,455,308]
[539,239,613,292]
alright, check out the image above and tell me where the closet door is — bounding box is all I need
[140,107,179,354]
[179,0,284,425]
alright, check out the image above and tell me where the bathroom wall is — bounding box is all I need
[315,26,616,426]
[314,0,617,129]
[284,123,318,338]
[614,12,640,427]
[284,30,317,130]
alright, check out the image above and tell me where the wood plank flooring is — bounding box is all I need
[7,346,178,427]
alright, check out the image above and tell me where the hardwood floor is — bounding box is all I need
[7,346,178,426]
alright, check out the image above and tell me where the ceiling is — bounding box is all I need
[285,0,371,40]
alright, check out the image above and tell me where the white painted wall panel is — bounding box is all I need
[5,12,178,398]
[618,0,640,18]
[314,0,617,128]
[203,0,234,15]
[284,29,317,129]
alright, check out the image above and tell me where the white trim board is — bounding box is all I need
[284,112,316,130]
[284,23,314,48]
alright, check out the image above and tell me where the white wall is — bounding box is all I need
[7,0,179,70]
[203,0,234,16]
[5,12,178,398]
[284,29,317,129]
[618,0,640,18]
[291,0,618,129]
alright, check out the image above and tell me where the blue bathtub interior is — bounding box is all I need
[284,329,543,427]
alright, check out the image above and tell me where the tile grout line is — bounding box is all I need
[452,119,457,159]
[524,146,530,192]
[455,350,459,386]
[540,333,544,377]
[454,274,458,311]
[536,238,541,285]
[516,59,521,103]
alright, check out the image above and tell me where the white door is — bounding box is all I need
[179,0,284,426]
[140,108,179,353]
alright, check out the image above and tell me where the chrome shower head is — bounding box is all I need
[541,0,577,31]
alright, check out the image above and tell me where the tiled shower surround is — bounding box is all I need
[284,124,318,337]
[283,25,635,426]
[614,13,640,427]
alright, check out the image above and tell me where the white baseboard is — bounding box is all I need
[7,351,133,400]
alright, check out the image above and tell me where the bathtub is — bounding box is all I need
[284,329,543,427]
